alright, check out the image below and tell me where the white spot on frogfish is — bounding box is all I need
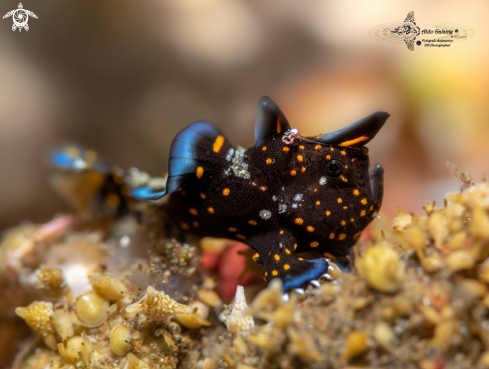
[226,148,235,161]
[227,146,250,179]
[259,209,272,220]
[319,177,327,185]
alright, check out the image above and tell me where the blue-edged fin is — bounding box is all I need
[132,186,166,200]
[51,144,113,174]
[282,259,330,292]
[135,121,233,200]
[315,111,390,148]
[254,96,291,146]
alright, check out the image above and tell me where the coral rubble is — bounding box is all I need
[5,169,489,368]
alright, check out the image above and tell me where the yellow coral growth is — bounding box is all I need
[224,285,254,333]
[392,207,412,232]
[58,340,80,366]
[88,273,128,301]
[33,268,71,298]
[174,301,211,329]
[125,285,193,320]
[15,301,57,349]
[355,242,404,293]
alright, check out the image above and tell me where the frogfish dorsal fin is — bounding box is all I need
[255,96,291,146]
[315,111,390,148]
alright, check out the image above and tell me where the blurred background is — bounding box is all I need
[1,0,488,229]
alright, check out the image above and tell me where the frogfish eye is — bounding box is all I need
[326,160,345,177]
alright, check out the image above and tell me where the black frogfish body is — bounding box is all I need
[132,97,389,292]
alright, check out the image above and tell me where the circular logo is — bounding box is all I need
[12,9,28,28]
[416,40,422,46]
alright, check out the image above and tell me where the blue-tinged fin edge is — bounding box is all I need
[282,259,329,292]
[131,186,166,200]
